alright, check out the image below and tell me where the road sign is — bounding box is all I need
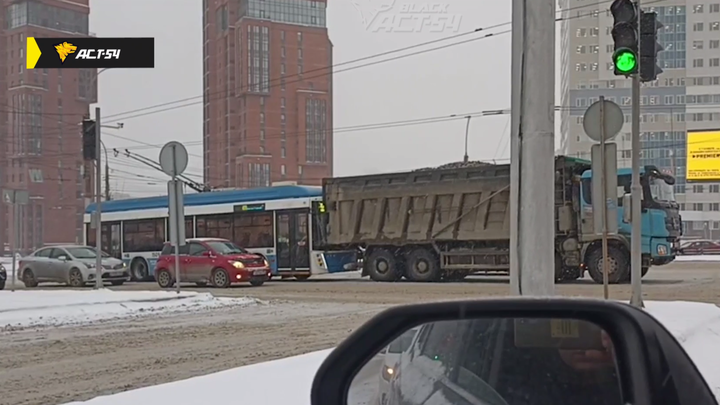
[591,143,618,235]
[159,141,189,177]
[583,99,624,142]
[168,179,186,247]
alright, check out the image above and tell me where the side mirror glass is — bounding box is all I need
[622,194,632,223]
[57,255,68,261]
[312,299,718,405]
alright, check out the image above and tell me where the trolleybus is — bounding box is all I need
[83,185,357,281]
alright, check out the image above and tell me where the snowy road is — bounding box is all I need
[0,261,718,405]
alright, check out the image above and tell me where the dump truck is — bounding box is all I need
[318,157,681,284]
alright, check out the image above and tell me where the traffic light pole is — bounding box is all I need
[94,107,103,289]
[630,6,644,308]
[509,0,556,296]
[630,76,644,307]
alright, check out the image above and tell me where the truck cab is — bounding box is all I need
[579,165,681,280]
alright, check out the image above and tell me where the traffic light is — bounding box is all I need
[82,119,97,160]
[610,0,639,76]
[639,10,664,82]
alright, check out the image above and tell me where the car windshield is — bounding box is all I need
[66,247,110,259]
[649,177,676,202]
[387,328,418,353]
[206,241,247,255]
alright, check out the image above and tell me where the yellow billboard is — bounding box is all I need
[687,129,720,182]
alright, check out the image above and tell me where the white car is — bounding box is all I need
[377,327,420,405]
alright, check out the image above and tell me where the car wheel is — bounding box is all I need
[67,268,84,288]
[211,268,231,288]
[155,269,174,289]
[22,269,38,288]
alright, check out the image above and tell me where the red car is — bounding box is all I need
[677,240,720,256]
[155,238,271,288]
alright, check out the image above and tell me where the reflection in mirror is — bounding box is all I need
[347,317,622,405]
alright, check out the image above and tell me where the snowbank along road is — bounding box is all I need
[0,262,718,405]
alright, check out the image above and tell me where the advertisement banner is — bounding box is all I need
[686,129,720,182]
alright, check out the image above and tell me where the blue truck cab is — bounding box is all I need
[579,165,681,281]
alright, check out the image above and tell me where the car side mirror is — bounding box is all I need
[312,299,718,405]
[57,255,68,261]
[202,251,213,257]
[622,194,632,223]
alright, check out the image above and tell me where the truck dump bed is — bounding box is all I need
[322,163,512,246]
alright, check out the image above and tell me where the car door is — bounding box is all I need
[186,242,213,282]
[28,248,53,280]
[47,248,73,282]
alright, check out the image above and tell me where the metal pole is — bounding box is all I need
[599,97,610,299]
[172,145,181,294]
[104,145,111,201]
[94,107,103,289]
[629,0,644,307]
[463,116,471,163]
[11,201,17,291]
[509,0,556,296]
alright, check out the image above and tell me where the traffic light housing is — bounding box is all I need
[610,0,639,76]
[639,10,664,82]
[82,119,97,160]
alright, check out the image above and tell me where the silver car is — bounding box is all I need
[19,245,129,288]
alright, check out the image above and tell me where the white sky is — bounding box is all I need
[89,0,569,197]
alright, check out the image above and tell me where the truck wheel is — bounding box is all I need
[365,249,401,282]
[586,245,629,284]
[405,249,441,282]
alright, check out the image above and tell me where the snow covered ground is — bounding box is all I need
[0,290,258,329]
[60,300,720,405]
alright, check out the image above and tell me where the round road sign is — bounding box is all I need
[582,99,624,142]
[159,141,189,177]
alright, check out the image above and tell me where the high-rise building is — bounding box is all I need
[559,0,720,238]
[0,0,96,253]
[202,0,333,189]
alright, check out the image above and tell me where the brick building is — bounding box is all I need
[203,0,333,189]
[0,0,96,253]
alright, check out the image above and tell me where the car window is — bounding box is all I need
[420,320,463,366]
[33,248,50,258]
[66,247,98,259]
[161,244,172,255]
[49,249,68,259]
[205,241,247,254]
[188,243,207,256]
[164,244,189,255]
[453,319,622,405]
[388,328,419,354]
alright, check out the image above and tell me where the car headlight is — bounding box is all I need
[381,366,394,381]
[263,259,270,267]
[231,261,245,269]
[657,245,668,255]
[86,263,95,269]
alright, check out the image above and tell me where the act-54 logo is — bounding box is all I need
[54,41,121,64]
[26,37,154,69]
[347,0,462,33]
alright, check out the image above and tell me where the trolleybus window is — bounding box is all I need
[195,212,273,248]
[123,219,165,252]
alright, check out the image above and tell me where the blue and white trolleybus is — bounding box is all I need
[83,185,357,281]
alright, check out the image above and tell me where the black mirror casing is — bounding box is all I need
[310,298,717,405]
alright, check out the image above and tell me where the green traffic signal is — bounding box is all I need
[613,48,637,74]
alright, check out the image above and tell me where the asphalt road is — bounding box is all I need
[0,261,717,405]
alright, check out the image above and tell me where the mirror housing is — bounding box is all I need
[57,255,68,261]
[311,298,717,405]
[623,194,632,223]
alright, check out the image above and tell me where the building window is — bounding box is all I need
[693,58,704,68]
[693,184,704,193]
[248,163,271,187]
[694,22,704,31]
[305,98,327,163]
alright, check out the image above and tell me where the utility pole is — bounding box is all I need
[105,157,111,201]
[94,107,103,289]
[509,0,556,296]
[463,116,472,163]
[629,33,644,307]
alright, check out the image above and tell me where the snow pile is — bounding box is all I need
[0,290,258,329]
[61,300,720,405]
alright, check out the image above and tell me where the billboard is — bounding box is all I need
[687,129,720,182]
